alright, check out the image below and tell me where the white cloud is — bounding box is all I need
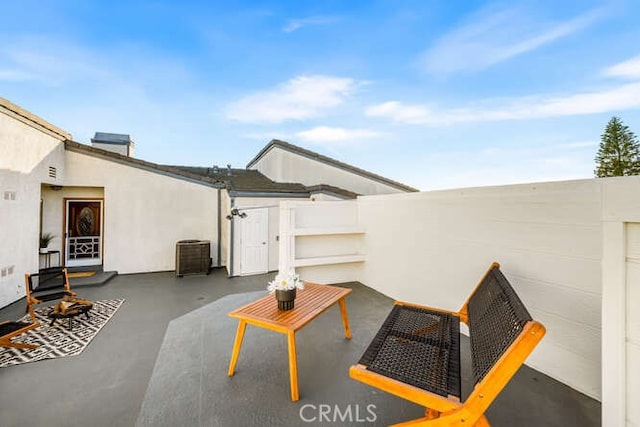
[603,55,640,79]
[365,102,432,125]
[295,126,382,143]
[226,75,357,124]
[422,5,603,74]
[0,39,109,86]
[366,82,640,125]
[283,16,340,33]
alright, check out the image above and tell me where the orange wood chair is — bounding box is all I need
[25,267,76,319]
[350,262,545,426]
[1,295,40,349]
[0,319,39,349]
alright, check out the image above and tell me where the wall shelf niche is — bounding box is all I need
[279,201,366,273]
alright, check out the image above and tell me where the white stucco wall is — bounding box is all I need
[251,146,408,195]
[309,192,347,201]
[0,110,66,307]
[599,176,640,425]
[63,150,218,274]
[624,223,640,427]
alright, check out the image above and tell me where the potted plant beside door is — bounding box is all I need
[39,232,55,254]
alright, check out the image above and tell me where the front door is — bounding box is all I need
[240,208,269,275]
[65,200,103,267]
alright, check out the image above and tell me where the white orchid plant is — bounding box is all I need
[267,271,304,293]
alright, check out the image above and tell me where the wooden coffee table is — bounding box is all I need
[227,283,352,401]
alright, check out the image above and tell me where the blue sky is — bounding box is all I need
[2,0,640,190]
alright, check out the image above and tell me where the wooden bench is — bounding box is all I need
[350,262,545,426]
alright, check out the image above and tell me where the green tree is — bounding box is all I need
[594,116,640,177]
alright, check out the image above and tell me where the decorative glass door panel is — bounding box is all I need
[65,200,103,267]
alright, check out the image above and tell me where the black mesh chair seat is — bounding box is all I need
[0,321,34,335]
[358,305,461,398]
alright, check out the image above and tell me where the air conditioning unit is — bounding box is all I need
[175,240,211,277]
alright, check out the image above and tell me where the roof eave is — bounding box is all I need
[0,97,71,140]
[227,190,310,198]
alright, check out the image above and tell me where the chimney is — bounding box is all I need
[91,132,135,157]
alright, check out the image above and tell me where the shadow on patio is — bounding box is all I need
[0,270,600,426]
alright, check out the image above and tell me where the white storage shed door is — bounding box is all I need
[240,208,269,275]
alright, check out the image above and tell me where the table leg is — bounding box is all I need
[338,298,351,339]
[228,320,247,377]
[287,331,299,401]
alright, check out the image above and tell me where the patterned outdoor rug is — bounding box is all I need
[0,299,124,368]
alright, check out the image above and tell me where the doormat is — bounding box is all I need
[0,299,124,368]
[68,271,96,278]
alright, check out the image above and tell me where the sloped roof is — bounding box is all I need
[65,140,222,188]
[65,141,312,197]
[247,139,418,192]
[306,184,358,199]
[168,166,309,195]
[0,97,71,140]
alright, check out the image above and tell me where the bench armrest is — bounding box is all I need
[394,301,463,320]
[464,321,546,413]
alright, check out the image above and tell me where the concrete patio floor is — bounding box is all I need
[0,269,600,426]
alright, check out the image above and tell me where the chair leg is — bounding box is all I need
[0,339,38,350]
[473,414,491,426]
[390,412,491,427]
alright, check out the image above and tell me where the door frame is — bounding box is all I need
[238,207,269,276]
[63,198,105,267]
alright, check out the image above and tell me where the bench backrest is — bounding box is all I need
[465,263,532,386]
[26,267,71,298]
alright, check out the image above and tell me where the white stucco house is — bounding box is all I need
[0,97,416,308]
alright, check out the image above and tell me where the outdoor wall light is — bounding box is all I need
[49,185,63,191]
[226,208,247,220]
